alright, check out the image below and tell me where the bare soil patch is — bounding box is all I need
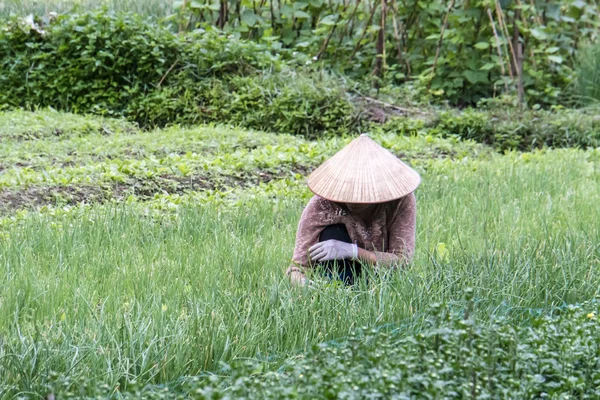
[0,165,310,213]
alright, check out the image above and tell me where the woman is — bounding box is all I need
[286,134,420,285]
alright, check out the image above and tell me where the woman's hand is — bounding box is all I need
[309,240,358,262]
[289,270,308,286]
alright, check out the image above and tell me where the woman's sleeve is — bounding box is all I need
[373,192,417,268]
[286,197,327,276]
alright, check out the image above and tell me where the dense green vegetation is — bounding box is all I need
[0,109,488,217]
[3,0,600,106]
[1,110,599,398]
[376,104,600,151]
[1,1,600,398]
[0,11,356,135]
[47,298,600,398]
[2,10,599,149]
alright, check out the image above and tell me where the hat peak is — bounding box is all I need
[307,136,421,203]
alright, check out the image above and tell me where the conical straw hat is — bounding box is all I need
[307,134,421,204]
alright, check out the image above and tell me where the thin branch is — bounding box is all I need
[269,0,276,32]
[317,0,350,59]
[513,7,525,105]
[216,0,228,29]
[372,0,388,82]
[514,0,537,69]
[178,0,187,33]
[487,7,510,93]
[495,0,519,77]
[349,0,379,61]
[528,0,543,26]
[428,0,456,89]
[157,60,179,88]
[390,0,405,67]
[339,0,361,47]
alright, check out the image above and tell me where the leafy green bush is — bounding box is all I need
[3,0,599,106]
[43,297,600,398]
[211,71,357,137]
[0,10,357,136]
[378,106,600,151]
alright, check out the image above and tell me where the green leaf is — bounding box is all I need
[436,242,448,261]
[293,1,309,10]
[294,10,311,19]
[207,1,221,11]
[463,70,489,84]
[530,28,548,40]
[279,4,294,18]
[548,55,563,64]
[309,0,324,7]
[474,42,490,50]
[318,14,338,26]
[480,63,496,71]
[241,11,260,27]
[545,47,560,54]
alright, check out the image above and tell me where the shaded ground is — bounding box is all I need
[354,95,433,124]
[0,166,309,213]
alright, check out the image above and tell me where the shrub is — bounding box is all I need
[2,11,186,114]
[0,10,357,136]
[379,106,600,151]
[3,0,600,107]
[211,71,358,138]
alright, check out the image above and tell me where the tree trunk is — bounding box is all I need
[373,0,387,85]
[513,8,525,105]
[217,0,228,29]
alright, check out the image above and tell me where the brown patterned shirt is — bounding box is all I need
[287,193,417,275]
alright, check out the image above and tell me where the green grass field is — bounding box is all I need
[1,110,599,398]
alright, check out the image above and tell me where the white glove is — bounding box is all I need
[289,270,315,287]
[309,240,358,262]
